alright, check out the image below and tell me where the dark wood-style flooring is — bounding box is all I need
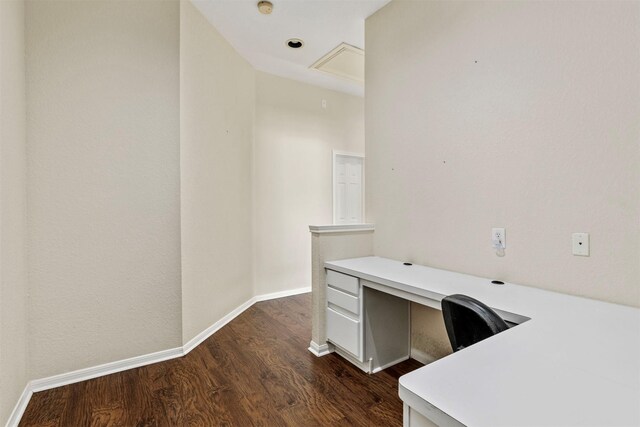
[20,293,423,426]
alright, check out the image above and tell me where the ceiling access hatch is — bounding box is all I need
[310,43,364,84]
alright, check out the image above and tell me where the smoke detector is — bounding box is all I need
[257,1,273,15]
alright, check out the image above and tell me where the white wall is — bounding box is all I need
[366,0,640,308]
[26,0,182,379]
[254,72,364,295]
[1,1,364,418]
[180,0,255,345]
[0,0,28,422]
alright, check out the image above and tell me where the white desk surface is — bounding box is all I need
[324,256,640,427]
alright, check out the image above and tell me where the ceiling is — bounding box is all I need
[192,0,391,97]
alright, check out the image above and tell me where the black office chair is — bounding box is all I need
[441,294,509,352]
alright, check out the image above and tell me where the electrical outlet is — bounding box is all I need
[572,233,589,256]
[492,228,506,249]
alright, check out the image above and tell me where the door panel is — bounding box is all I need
[334,154,363,224]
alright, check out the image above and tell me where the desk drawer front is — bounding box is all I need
[326,270,359,295]
[327,286,359,315]
[326,307,360,358]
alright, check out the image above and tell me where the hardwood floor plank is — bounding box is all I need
[250,301,412,421]
[19,293,423,426]
[19,386,69,427]
[222,316,347,425]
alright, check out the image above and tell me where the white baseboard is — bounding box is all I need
[29,346,184,393]
[182,298,256,355]
[5,287,312,427]
[253,286,311,303]
[183,286,310,354]
[5,385,32,427]
[308,340,333,357]
[410,347,438,365]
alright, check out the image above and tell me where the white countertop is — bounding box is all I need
[308,223,375,233]
[324,256,640,427]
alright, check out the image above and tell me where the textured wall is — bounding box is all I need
[366,0,640,307]
[0,0,28,422]
[254,72,365,295]
[180,1,255,345]
[26,0,182,379]
[410,305,451,363]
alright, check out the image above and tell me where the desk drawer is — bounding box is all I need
[326,307,360,358]
[326,270,359,295]
[327,286,359,315]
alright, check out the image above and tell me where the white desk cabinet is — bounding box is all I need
[323,256,640,427]
[326,269,410,373]
[326,269,363,361]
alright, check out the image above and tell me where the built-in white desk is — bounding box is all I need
[323,256,640,427]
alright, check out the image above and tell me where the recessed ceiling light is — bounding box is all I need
[257,1,273,15]
[286,39,304,49]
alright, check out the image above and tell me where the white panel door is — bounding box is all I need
[334,153,363,224]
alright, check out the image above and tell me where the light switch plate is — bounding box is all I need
[572,232,589,256]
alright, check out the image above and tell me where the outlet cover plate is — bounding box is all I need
[572,232,589,256]
[492,228,506,249]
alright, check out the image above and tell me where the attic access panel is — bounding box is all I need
[310,43,364,84]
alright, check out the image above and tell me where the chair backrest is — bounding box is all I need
[441,294,509,352]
